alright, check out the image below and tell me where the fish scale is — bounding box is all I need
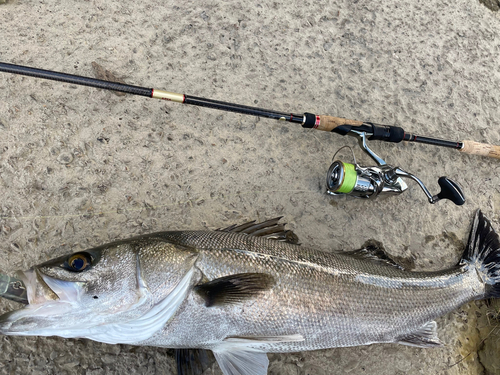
[136,230,481,351]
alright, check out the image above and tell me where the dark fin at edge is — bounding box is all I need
[461,210,500,298]
[396,321,442,348]
[343,240,404,270]
[194,273,274,307]
[217,217,299,245]
[175,348,215,375]
[213,349,269,375]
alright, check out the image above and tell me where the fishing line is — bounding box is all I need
[443,325,498,372]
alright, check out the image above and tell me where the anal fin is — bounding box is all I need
[213,334,303,375]
[397,321,442,348]
[213,349,269,375]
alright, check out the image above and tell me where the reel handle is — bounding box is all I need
[393,169,465,205]
[435,177,465,205]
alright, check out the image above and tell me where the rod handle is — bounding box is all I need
[316,115,363,132]
[460,140,500,159]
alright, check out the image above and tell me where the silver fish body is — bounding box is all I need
[1,211,499,375]
[140,230,478,351]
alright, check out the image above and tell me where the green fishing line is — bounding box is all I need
[337,162,356,193]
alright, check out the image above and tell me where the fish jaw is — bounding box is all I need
[19,269,60,305]
[18,267,86,306]
[0,269,79,335]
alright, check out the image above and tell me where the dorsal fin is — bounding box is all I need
[343,240,404,270]
[217,217,299,245]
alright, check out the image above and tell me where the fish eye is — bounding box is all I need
[65,253,92,272]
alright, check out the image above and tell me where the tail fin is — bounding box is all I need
[461,210,500,298]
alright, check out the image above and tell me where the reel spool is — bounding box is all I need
[326,132,465,205]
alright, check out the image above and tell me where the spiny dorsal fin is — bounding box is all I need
[397,321,442,347]
[194,273,274,307]
[217,217,299,244]
[344,239,404,270]
[175,348,215,375]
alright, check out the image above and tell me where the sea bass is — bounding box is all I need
[0,211,499,375]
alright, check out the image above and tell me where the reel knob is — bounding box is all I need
[435,177,465,206]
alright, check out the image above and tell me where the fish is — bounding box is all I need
[0,210,499,375]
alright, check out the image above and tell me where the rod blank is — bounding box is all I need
[1,61,499,159]
[0,62,152,97]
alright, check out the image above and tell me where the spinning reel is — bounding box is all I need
[326,131,465,205]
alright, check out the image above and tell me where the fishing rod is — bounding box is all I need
[0,62,493,205]
[1,62,498,159]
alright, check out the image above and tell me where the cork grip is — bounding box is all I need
[317,115,364,132]
[460,140,500,159]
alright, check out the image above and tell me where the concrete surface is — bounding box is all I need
[0,0,500,374]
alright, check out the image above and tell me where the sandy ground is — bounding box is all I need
[1,0,500,374]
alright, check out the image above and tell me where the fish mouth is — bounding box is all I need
[0,269,83,333]
[19,269,58,304]
[15,268,84,305]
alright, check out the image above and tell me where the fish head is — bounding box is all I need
[0,242,150,337]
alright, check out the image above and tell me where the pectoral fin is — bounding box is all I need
[397,321,442,347]
[194,273,274,307]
